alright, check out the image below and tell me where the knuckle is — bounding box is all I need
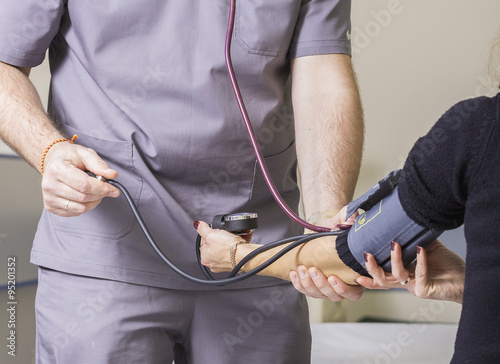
[329,296,343,302]
[41,179,55,194]
[200,259,214,271]
[77,145,96,158]
[42,197,56,212]
[73,204,88,215]
[76,179,92,194]
[350,293,363,302]
[76,193,91,203]
[44,203,56,213]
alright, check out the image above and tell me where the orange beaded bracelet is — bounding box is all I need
[40,134,78,174]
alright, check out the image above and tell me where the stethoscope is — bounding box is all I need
[89,0,343,286]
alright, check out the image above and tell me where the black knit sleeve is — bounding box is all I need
[335,230,369,277]
[398,95,498,231]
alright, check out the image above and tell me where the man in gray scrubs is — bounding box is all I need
[0,1,364,363]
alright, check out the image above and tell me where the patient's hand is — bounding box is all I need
[357,240,465,304]
[196,221,253,273]
[290,267,365,301]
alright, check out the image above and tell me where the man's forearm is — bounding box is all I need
[0,61,64,172]
[292,54,364,218]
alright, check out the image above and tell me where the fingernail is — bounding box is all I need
[417,246,422,254]
[310,270,318,279]
[391,241,396,251]
[290,273,297,283]
[329,277,338,286]
[298,269,306,279]
[193,221,200,229]
[364,252,368,263]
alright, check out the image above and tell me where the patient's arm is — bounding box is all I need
[196,221,360,285]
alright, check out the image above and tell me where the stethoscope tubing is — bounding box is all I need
[224,0,330,233]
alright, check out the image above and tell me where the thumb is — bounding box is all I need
[195,221,211,238]
[341,205,357,224]
[78,147,118,180]
[414,246,429,296]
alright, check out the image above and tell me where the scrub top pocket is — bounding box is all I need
[250,141,299,205]
[235,0,300,56]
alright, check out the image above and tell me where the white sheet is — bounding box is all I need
[311,322,458,364]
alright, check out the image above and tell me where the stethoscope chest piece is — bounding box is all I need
[211,212,258,235]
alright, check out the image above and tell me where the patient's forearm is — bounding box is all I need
[236,236,360,285]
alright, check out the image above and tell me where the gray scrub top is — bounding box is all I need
[0,0,351,290]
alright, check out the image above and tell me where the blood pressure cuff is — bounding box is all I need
[336,170,443,276]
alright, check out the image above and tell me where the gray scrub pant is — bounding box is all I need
[35,267,312,364]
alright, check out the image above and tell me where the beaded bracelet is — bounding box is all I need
[40,134,78,174]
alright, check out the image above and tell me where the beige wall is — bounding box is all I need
[351,0,500,193]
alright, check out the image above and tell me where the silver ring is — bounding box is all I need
[400,277,411,286]
[64,200,70,211]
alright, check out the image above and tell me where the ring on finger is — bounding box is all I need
[64,200,70,211]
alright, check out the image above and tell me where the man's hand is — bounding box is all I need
[0,61,119,216]
[41,142,120,216]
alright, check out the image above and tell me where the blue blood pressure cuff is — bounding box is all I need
[336,170,443,276]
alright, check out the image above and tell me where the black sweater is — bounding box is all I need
[399,93,500,363]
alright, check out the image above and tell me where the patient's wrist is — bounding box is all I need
[235,244,262,273]
[230,240,250,268]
